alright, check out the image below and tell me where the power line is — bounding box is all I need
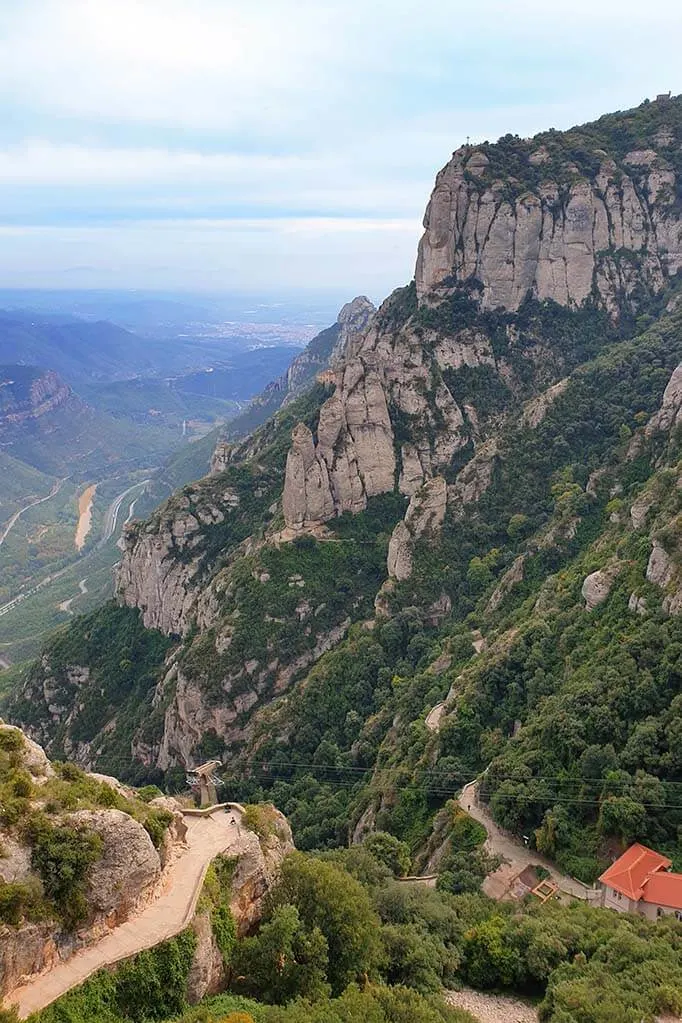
[223,756,682,787]
[223,760,682,810]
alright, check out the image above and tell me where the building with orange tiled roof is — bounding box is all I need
[598,842,682,920]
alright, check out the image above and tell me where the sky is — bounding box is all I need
[0,0,680,302]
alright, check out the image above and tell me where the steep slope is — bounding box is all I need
[8,95,682,882]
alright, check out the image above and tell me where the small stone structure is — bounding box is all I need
[187,760,222,807]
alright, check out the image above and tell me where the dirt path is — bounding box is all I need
[445,987,538,1022]
[459,781,596,902]
[74,484,97,551]
[0,478,66,548]
[8,808,254,1019]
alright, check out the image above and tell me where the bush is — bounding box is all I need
[24,814,103,927]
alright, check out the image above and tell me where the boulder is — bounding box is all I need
[67,809,162,923]
[582,566,620,610]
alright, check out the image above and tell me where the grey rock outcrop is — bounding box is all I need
[486,555,526,613]
[282,353,398,530]
[116,491,228,635]
[645,363,682,437]
[582,565,621,610]
[645,538,682,613]
[415,143,682,312]
[69,809,162,923]
[521,379,569,429]
[387,476,447,581]
[448,441,498,519]
[229,809,295,936]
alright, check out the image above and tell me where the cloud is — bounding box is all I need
[0,0,680,291]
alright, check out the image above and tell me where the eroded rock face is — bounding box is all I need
[116,491,229,635]
[645,363,682,437]
[448,441,498,520]
[582,565,621,610]
[521,379,569,429]
[486,555,526,613]
[282,422,335,530]
[387,476,447,581]
[229,810,295,936]
[415,145,681,312]
[69,809,162,923]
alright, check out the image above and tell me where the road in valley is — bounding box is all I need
[100,480,150,543]
[0,478,67,547]
[0,479,148,622]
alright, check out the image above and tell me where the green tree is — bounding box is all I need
[231,904,329,1005]
[271,854,383,994]
[363,833,411,877]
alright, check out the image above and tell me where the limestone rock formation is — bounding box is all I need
[486,555,526,613]
[229,809,294,935]
[645,537,682,613]
[645,362,682,436]
[448,441,498,520]
[582,565,621,610]
[521,379,569,429]
[387,476,447,581]
[282,353,398,530]
[116,492,226,635]
[415,143,682,312]
[282,422,335,530]
[69,809,162,923]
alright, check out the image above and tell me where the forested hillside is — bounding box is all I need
[5,93,682,1022]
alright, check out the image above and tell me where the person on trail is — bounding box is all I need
[230,816,236,825]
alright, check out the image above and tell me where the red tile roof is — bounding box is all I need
[640,871,682,910]
[598,843,672,900]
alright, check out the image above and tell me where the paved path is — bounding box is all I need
[8,809,252,1019]
[458,781,596,902]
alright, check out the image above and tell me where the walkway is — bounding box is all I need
[458,781,597,902]
[8,808,253,1019]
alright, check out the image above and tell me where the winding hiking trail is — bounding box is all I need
[8,808,253,1019]
[457,781,596,902]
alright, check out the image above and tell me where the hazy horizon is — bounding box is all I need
[0,0,680,297]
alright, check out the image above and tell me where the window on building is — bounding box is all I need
[675,910,682,922]
[657,907,664,918]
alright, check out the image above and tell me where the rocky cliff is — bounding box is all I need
[0,722,188,997]
[0,366,80,430]
[10,97,682,866]
[416,105,682,313]
[0,722,294,1007]
[211,296,376,462]
[281,97,682,533]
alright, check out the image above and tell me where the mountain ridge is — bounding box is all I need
[7,94,682,889]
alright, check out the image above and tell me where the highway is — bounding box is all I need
[101,480,150,543]
[0,479,149,622]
